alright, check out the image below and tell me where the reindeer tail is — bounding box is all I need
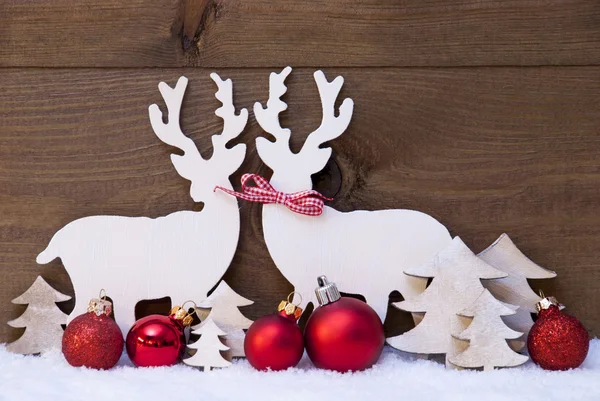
[36,238,59,264]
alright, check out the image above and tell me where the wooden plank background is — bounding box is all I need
[1,0,600,343]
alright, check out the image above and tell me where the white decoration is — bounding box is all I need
[253,67,452,321]
[36,74,248,334]
[450,289,529,371]
[195,281,253,358]
[387,237,506,367]
[7,276,71,355]
[184,318,232,370]
[479,233,557,337]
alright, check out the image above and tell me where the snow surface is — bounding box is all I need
[1,340,600,401]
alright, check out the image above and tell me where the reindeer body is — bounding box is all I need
[263,205,450,319]
[38,74,248,334]
[254,67,452,322]
[37,195,239,333]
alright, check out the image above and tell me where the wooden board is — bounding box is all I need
[2,0,600,67]
[1,67,600,343]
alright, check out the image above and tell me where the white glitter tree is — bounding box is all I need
[7,276,71,354]
[194,281,253,358]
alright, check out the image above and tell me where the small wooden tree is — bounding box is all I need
[184,318,231,370]
[387,237,506,367]
[7,276,71,354]
[479,233,557,337]
[450,289,529,371]
[195,281,253,358]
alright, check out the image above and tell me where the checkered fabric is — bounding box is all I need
[214,174,332,216]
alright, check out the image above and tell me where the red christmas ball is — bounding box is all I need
[528,297,589,370]
[62,296,124,370]
[245,299,304,371]
[304,277,385,372]
[126,309,190,368]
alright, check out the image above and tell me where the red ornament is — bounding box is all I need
[304,276,385,372]
[126,304,194,367]
[528,295,589,370]
[62,292,124,370]
[244,294,304,371]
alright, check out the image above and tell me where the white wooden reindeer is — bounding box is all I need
[252,67,452,320]
[36,73,248,333]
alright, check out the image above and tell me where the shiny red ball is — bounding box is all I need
[126,314,186,367]
[62,312,124,370]
[244,312,304,371]
[528,305,589,370]
[304,297,384,372]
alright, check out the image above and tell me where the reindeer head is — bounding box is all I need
[149,74,248,203]
[254,67,354,193]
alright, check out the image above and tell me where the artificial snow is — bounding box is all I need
[1,340,600,401]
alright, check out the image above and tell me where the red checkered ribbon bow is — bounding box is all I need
[214,174,332,216]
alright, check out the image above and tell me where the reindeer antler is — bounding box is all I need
[254,67,354,184]
[149,77,204,174]
[149,75,248,197]
[210,73,248,173]
[254,67,292,144]
[301,71,354,155]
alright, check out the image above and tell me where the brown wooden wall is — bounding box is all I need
[1,0,600,343]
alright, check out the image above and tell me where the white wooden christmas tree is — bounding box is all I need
[449,289,529,371]
[479,233,557,337]
[7,276,71,354]
[387,237,506,367]
[194,281,253,358]
[184,318,231,370]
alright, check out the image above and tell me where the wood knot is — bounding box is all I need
[312,155,342,199]
[174,0,221,58]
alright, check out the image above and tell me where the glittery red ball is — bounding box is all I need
[527,305,589,370]
[62,312,124,370]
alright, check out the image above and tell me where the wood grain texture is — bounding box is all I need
[2,0,600,67]
[1,67,600,343]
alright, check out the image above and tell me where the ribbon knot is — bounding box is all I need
[214,174,332,216]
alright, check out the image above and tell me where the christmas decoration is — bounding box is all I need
[184,318,231,370]
[36,72,248,334]
[387,237,506,367]
[195,281,253,358]
[244,293,304,371]
[241,66,452,323]
[304,276,385,372]
[449,289,528,371]
[7,276,71,355]
[216,174,332,216]
[528,295,589,370]
[479,233,556,339]
[126,303,195,367]
[62,290,124,370]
